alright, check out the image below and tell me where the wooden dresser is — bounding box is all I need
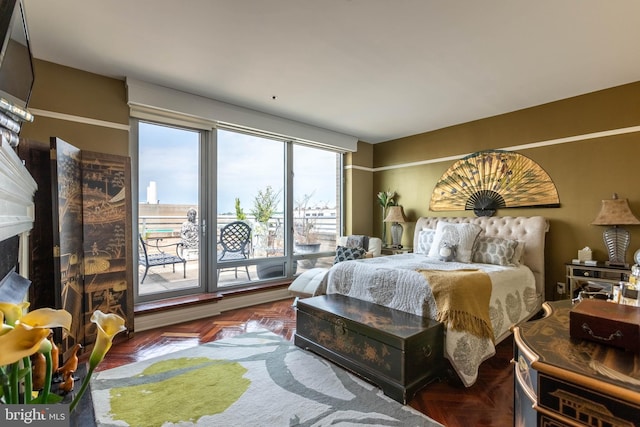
[513,300,640,426]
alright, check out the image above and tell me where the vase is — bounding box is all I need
[294,243,321,268]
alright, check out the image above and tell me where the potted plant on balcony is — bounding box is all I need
[250,186,290,279]
[294,193,321,267]
[250,185,280,257]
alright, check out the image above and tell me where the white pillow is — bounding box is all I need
[415,229,436,254]
[428,221,482,263]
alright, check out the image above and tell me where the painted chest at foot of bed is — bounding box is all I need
[294,294,444,404]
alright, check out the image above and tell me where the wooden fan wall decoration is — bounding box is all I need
[429,150,560,216]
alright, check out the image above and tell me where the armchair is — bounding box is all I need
[289,234,382,298]
[336,235,382,257]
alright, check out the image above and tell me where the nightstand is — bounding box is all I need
[566,261,630,299]
[380,247,412,256]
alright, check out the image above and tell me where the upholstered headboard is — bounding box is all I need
[414,216,549,302]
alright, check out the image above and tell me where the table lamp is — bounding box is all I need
[384,205,408,248]
[591,193,640,266]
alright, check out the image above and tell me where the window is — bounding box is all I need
[292,144,340,270]
[134,121,342,302]
[216,130,286,282]
[216,129,341,286]
[136,121,203,301]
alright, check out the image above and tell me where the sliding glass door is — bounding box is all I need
[216,129,287,283]
[136,121,203,299]
[216,129,340,287]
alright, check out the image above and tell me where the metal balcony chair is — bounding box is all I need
[217,221,252,280]
[139,234,186,284]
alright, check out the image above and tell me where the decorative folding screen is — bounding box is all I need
[429,150,560,216]
[49,138,133,359]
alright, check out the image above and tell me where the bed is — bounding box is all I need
[315,215,549,387]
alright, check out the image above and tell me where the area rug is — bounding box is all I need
[90,329,443,427]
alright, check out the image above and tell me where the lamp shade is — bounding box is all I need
[591,194,640,226]
[384,206,407,223]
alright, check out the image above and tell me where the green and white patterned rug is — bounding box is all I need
[90,329,442,426]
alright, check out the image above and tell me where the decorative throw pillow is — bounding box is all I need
[345,235,369,250]
[511,240,526,266]
[428,221,482,263]
[334,245,367,264]
[472,236,519,266]
[415,229,436,254]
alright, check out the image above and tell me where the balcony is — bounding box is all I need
[138,211,337,295]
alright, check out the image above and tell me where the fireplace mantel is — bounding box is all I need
[0,138,37,277]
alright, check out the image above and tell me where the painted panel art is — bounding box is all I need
[81,151,133,345]
[429,150,560,216]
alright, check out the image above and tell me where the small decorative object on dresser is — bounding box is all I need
[577,246,592,262]
[569,299,640,353]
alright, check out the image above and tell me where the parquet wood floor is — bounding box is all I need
[100,298,513,426]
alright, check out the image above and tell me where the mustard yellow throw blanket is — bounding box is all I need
[417,269,494,341]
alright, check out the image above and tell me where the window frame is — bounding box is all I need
[132,118,344,305]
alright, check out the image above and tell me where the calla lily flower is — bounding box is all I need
[0,301,30,326]
[0,324,50,366]
[89,310,126,369]
[17,307,72,331]
[69,310,126,413]
[1,298,125,409]
[0,302,71,332]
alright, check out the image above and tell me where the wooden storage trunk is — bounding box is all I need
[570,299,640,353]
[294,294,444,403]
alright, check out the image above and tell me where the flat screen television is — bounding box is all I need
[0,0,34,109]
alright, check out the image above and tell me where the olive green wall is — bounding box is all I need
[366,81,640,301]
[20,60,129,155]
[344,141,374,236]
[21,61,640,302]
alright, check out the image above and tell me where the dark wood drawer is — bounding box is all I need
[571,268,628,281]
[572,268,600,278]
[538,373,640,426]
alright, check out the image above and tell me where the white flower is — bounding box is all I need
[377,190,397,208]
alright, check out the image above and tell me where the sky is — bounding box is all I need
[138,123,338,214]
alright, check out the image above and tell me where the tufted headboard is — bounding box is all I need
[414,216,549,302]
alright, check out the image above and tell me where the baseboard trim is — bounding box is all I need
[133,287,293,332]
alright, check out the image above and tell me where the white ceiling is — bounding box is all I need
[22,0,640,143]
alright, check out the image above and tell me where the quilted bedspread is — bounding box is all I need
[322,253,540,387]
